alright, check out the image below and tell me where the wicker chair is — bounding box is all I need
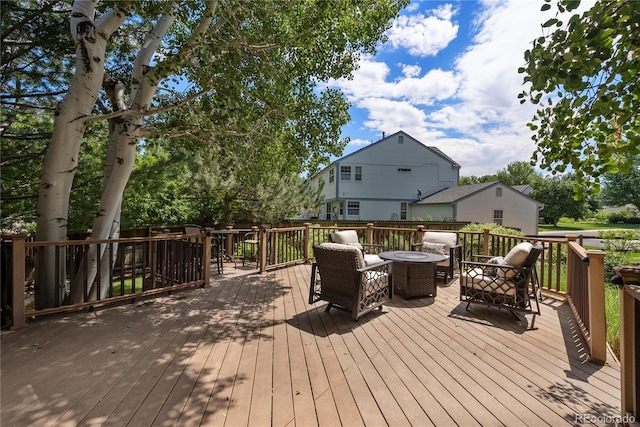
[460,242,542,320]
[309,243,391,320]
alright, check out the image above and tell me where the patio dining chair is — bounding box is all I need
[309,243,391,320]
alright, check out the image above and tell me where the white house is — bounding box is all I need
[311,131,460,221]
[411,181,544,235]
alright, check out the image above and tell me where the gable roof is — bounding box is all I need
[319,130,460,172]
[412,181,543,207]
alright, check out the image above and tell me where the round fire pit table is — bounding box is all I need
[378,251,446,299]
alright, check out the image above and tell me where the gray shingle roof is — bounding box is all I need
[413,182,497,204]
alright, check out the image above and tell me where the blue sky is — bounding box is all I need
[324,0,593,178]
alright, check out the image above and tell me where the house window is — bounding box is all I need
[397,168,412,173]
[329,168,334,183]
[340,165,351,180]
[326,203,332,220]
[347,201,360,216]
[398,135,404,144]
[355,166,362,181]
[400,202,407,220]
[496,187,502,197]
[493,209,503,225]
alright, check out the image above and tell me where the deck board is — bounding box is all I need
[1,263,621,426]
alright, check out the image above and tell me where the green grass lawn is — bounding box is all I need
[539,220,640,232]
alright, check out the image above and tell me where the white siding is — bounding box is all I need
[311,132,460,221]
[456,186,539,235]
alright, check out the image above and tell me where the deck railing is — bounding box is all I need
[619,282,640,423]
[264,224,569,294]
[564,236,607,364]
[2,232,211,328]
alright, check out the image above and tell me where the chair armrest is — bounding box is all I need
[357,259,393,273]
[411,242,421,251]
[462,260,517,269]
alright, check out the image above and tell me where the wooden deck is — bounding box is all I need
[1,263,621,426]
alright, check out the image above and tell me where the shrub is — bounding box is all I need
[607,209,640,224]
[459,222,524,236]
[597,229,640,252]
[603,250,632,283]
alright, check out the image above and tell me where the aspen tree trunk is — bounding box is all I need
[35,2,126,308]
[79,6,178,301]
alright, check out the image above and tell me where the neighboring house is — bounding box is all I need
[411,181,544,235]
[310,131,461,221]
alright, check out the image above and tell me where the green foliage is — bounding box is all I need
[604,284,620,359]
[1,0,75,231]
[495,161,540,186]
[121,148,209,227]
[603,250,631,283]
[459,175,496,185]
[600,155,640,211]
[605,209,640,224]
[460,222,525,236]
[460,223,525,258]
[530,174,590,225]
[520,0,640,196]
[3,0,409,233]
[597,229,640,252]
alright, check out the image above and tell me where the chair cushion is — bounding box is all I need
[486,256,504,276]
[461,269,516,296]
[318,242,366,269]
[499,242,532,279]
[422,232,457,250]
[502,242,533,267]
[422,242,446,256]
[332,230,360,245]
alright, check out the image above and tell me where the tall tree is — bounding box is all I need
[530,174,590,225]
[33,0,407,306]
[519,0,639,196]
[1,0,74,231]
[495,161,540,186]
[600,155,640,210]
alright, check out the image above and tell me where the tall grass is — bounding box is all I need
[604,284,620,359]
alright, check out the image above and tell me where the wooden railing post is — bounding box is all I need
[225,225,234,257]
[304,223,311,263]
[259,226,268,273]
[202,230,211,287]
[586,249,607,364]
[416,225,425,246]
[366,223,374,247]
[11,234,27,329]
[619,284,639,422]
[482,228,491,256]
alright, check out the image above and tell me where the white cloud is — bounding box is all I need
[386,4,459,57]
[400,64,421,78]
[335,0,598,177]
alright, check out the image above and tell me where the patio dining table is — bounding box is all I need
[208,229,239,274]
